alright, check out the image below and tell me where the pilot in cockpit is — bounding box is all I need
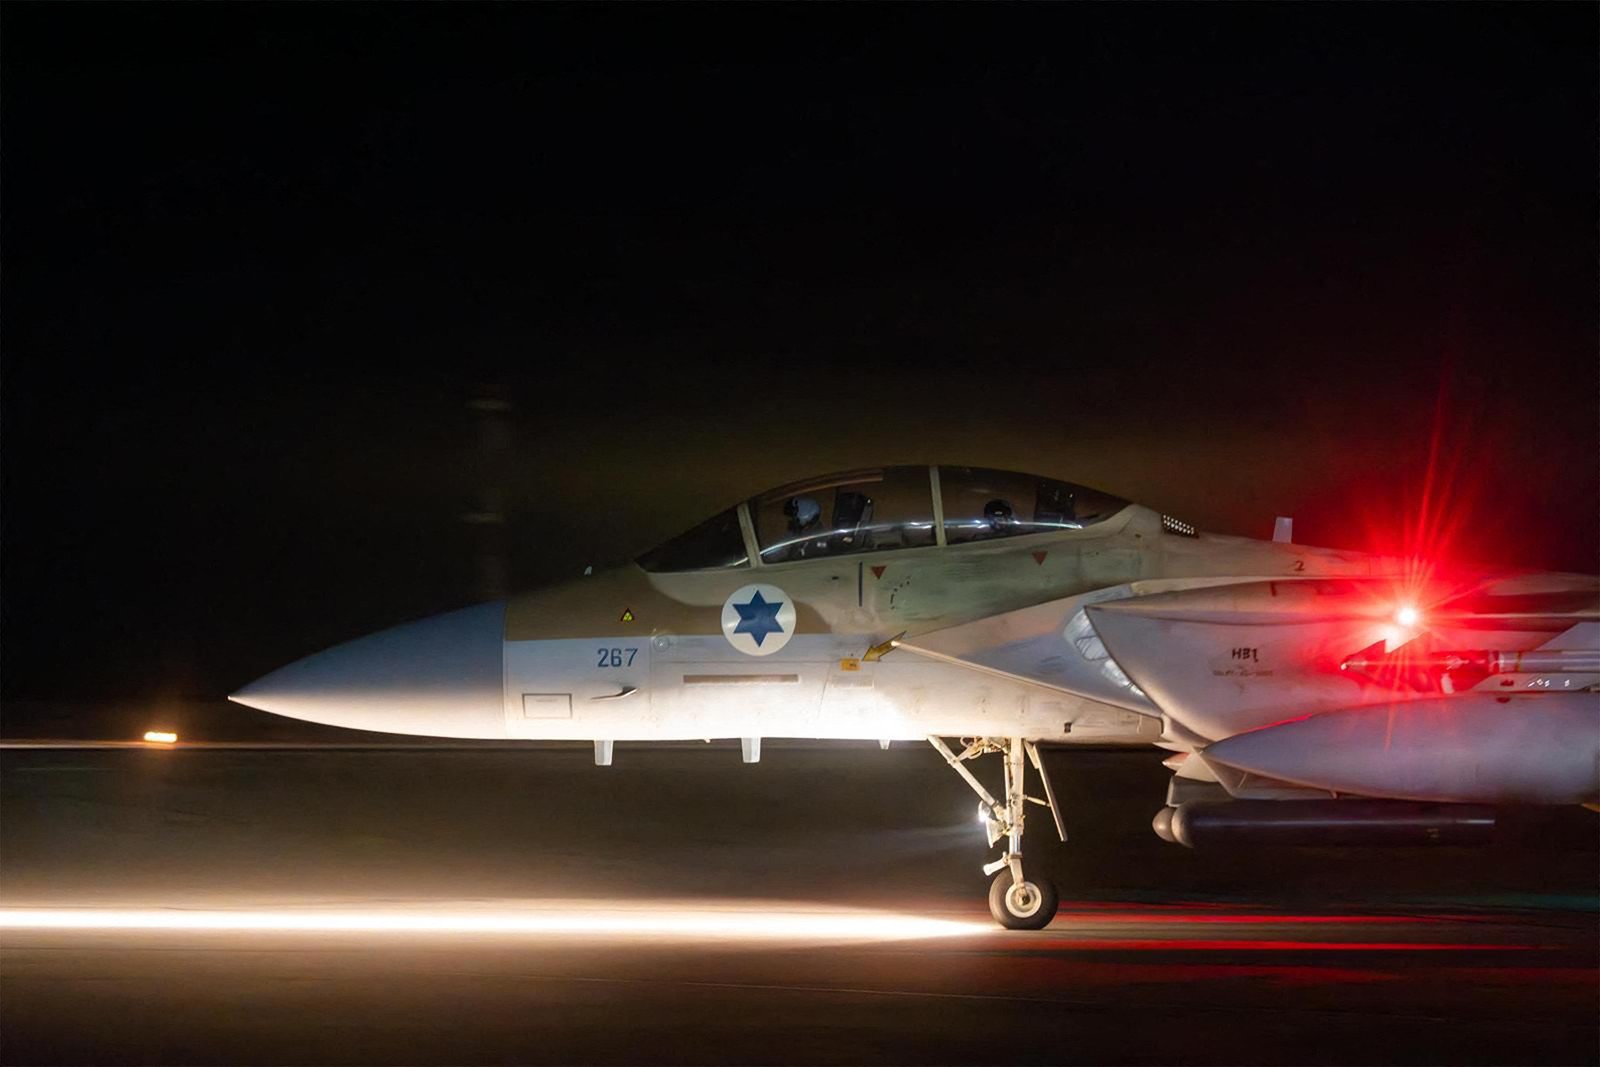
[979,495,1017,537]
[784,495,825,557]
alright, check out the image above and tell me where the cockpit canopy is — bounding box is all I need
[638,466,1131,573]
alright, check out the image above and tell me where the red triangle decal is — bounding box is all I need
[870,565,886,580]
[1032,551,1048,566]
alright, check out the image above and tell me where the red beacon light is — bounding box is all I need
[1394,605,1421,627]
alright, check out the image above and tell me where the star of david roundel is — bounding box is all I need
[720,583,797,657]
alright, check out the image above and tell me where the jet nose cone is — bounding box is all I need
[231,601,507,738]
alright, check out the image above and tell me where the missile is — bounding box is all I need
[1339,644,1600,693]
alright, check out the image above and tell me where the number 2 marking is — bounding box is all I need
[596,647,638,668]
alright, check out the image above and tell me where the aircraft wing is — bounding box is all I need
[893,584,1160,716]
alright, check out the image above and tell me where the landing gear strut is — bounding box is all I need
[929,736,1064,930]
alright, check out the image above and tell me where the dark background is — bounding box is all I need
[4,4,1596,710]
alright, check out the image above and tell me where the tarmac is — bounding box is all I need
[2,735,1595,1065]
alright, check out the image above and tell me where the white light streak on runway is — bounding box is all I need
[0,902,986,941]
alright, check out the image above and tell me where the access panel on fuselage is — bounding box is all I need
[502,637,651,740]
[647,630,839,741]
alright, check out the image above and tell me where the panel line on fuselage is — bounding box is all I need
[682,674,802,686]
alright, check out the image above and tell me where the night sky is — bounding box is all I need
[4,4,1596,706]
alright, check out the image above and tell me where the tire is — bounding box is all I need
[987,870,1059,930]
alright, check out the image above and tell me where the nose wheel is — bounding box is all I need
[989,870,1059,930]
[929,736,1065,930]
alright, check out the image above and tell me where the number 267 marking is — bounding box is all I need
[596,647,638,668]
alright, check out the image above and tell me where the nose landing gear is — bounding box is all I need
[929,736,1064,930]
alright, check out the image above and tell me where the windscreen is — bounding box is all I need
[636,507,750,572]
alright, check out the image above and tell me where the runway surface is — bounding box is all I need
[4,896,1594,1066]
[2,730,1596,1065]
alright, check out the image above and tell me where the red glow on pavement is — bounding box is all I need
[1056,908,1241,915]
[1054,911,1437,925]
[1026,939,1539,953]
[1429,967,1600,987]
[1025,961,1405,987]
[1147,963,1396,986]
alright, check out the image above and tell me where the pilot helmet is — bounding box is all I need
[984,498,1015,527]
[784,494,823,531]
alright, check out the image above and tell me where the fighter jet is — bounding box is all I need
[231,465,1599,928]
